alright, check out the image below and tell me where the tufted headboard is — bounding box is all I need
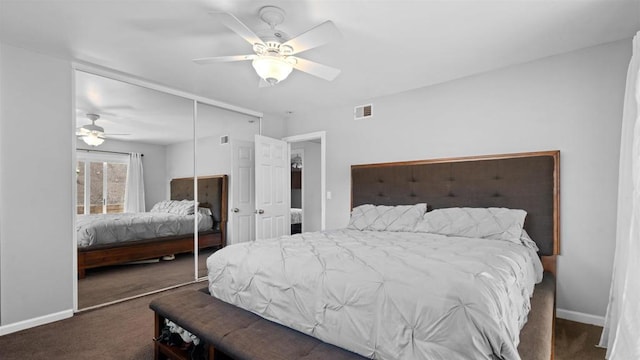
[170,175,228,233]
[351,151,560,266]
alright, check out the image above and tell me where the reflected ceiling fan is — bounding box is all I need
[76,113,129,147]
[193,6,341,86]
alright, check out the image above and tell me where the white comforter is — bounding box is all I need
[207,229,542,360]
[77,212,213,248]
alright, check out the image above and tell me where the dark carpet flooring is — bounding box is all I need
[0,282,205,360]
[79,249,215,309]
[0,296,608,360]
[555,318,607,359]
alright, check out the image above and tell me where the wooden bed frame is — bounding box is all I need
[77,175,228,278]
[351,150,560,273]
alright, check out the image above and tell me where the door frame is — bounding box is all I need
[282,131,326,231]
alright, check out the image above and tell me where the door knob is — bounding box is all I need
[232,208,239,213]
[255,209,265,214]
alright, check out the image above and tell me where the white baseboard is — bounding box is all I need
[0,307,605,336]
[0,309,73,336]
[557,308,605,327]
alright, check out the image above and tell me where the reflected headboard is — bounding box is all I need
[170,175,228,235]
[351,151,559,272]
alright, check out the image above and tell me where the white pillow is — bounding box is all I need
[167,200,198,215]
[149,200,176,213]
[414,207,527,244]
[348,203,427,231]
[519,229,539,251]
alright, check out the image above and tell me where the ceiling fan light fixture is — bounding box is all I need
[252,56,293,85]
[78,113,105,146]
[81,132,105,146]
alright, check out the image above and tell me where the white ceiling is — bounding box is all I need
[2,0,639,140]
[75,70,259,145]
[75,70,194,145]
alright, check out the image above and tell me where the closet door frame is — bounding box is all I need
[71,63,263,312]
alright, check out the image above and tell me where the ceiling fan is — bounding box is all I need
[193,6,342,86]
[76,113,128,147]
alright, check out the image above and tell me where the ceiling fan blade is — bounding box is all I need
[193,54,257,64]
[210,12,265,47]
[104,133,131,136]
[282,21,341,55]
[290,57,341,81]
[76,132,105,140]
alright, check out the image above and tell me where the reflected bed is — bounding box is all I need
[77,175,227,278]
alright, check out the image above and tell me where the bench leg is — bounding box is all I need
[154,313,168,360]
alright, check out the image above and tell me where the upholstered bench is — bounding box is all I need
[518,272,556,360]
[150,273,555,360]
[150,288,367,360]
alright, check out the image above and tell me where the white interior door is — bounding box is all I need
[229,140,255,245]
[255,134,290,240]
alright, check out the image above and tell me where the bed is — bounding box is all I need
[77,175,228,278]
[203,151,559,359]
[290,207,302,234]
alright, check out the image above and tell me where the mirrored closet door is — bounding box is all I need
[195,102,260,278]
[75,70,196,309]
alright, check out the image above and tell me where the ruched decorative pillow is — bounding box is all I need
[348,203,427,231]
[414,207,527,244]
[150,200,198,215]
[149,200,174,213]
[167,200,198,215]
[519,229,539,251]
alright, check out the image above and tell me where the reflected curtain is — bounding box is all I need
[124,152,145,213]
[599,32,640,359]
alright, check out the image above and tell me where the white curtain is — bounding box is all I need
[124,152,145,213]
[599,32,640,359]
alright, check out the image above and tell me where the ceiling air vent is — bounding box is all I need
[354,104,373,120]
[220,135,229,145]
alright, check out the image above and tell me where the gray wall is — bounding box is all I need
[167,106,283,183]
[0,43,73,325]
[284,39,630,320]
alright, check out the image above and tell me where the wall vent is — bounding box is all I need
[354,104,373,120]
[220,135,229,145]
